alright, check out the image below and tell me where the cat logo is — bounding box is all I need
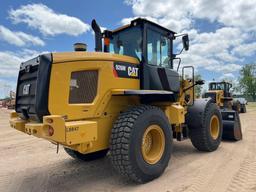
[113,62,140,79]
[128,66,139,77]
[22,84,31,95]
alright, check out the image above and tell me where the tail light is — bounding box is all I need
[47,125,54,136]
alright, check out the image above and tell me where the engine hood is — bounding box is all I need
[52,52,139,64]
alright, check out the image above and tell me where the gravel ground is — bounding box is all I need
[0,104,256,192]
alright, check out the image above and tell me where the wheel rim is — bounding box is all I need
[141,125,165,164]
[210,115,220,140]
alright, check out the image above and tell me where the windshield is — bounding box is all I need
[210,83,225,90]
[109,26,142,61]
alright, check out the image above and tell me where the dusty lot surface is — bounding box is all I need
[0,104,256,192]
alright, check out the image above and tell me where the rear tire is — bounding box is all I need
[240,105,246,113]
[110,105,172,183]
[64,148,108,161]
[232,101,241,113]
[189,103,223,152]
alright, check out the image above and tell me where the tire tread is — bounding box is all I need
[110,105,164,183]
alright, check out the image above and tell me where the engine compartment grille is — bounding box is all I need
[69,70,98,104]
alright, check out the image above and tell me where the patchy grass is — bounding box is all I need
[248,102,256,108]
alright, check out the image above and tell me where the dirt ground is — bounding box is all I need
[0,104,256,192]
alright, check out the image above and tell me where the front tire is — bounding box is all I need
[240,104,246,113]
[110,105,172,183]
[188,103,223,152]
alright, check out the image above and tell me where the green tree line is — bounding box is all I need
[239,64,256,101]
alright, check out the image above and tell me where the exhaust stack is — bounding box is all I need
[91,19,102,52]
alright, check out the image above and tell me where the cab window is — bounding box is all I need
[147,29,170,67]
[109,26,142,61]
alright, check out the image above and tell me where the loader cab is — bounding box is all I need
[99,18,189,94]
[209,82,232,97]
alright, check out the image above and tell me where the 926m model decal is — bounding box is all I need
[113,62,140,79]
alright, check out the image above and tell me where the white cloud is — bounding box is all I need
[124,0,193,32]
[221,73,235,80]
[218,0,256,31]
[0,25,45,46]
[232,42,256,57]
[0,49,49,98]
[206,64,242,73]
[9,3,90,36]
[123,0,255,78]
[0,49,47,78]
[124,0,256,32]
[176,27,244,73]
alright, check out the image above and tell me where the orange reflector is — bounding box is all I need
[48,126,54,136]
[104,38,110,46]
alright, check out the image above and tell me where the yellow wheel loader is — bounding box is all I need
[10,18,236,183]
[203,81,242,141]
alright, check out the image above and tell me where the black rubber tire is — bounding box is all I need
[240,105,246,113]
[232,102,241,113]
[109,105,172,183]
[189,103,223,152]
[64,148,108,161]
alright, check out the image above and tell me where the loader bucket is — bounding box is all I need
[221,110,242,141]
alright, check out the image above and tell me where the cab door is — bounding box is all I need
[142,27,180,93]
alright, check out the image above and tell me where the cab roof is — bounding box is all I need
[209,81,232,85]
[112,18,176,35]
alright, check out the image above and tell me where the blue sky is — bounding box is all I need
[0,0,256,98]
[0,0,132,53]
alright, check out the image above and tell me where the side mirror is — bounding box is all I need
[182,34,189,51]
[195,79,205,85]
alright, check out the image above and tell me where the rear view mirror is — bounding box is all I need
[195,79,205,85]
[182,35,189,51]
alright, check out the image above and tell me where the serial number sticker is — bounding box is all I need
[66,127,79,132]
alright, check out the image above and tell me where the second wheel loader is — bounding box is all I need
[203,81,243,140]
[10,18,241,183]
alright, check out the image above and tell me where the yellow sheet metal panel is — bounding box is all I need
[10,111,18,118]
[42,115,66,142]
[65,121,97,145]
[166,104,185,125]
[206,90,224,106]
[178,79,194,106]
[20,115,66,142]
[69,96,140,154]
[10,114,99,147]
[111,89,125,95]
[52,52,139,64]
[25,123,44,136]
[9,117,26,132]
[48,59,140,121]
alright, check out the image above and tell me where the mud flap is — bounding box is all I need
[221,109,242,141]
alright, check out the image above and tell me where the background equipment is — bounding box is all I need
[203,81,242,140]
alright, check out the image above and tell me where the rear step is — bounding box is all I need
[221,110,242,141]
